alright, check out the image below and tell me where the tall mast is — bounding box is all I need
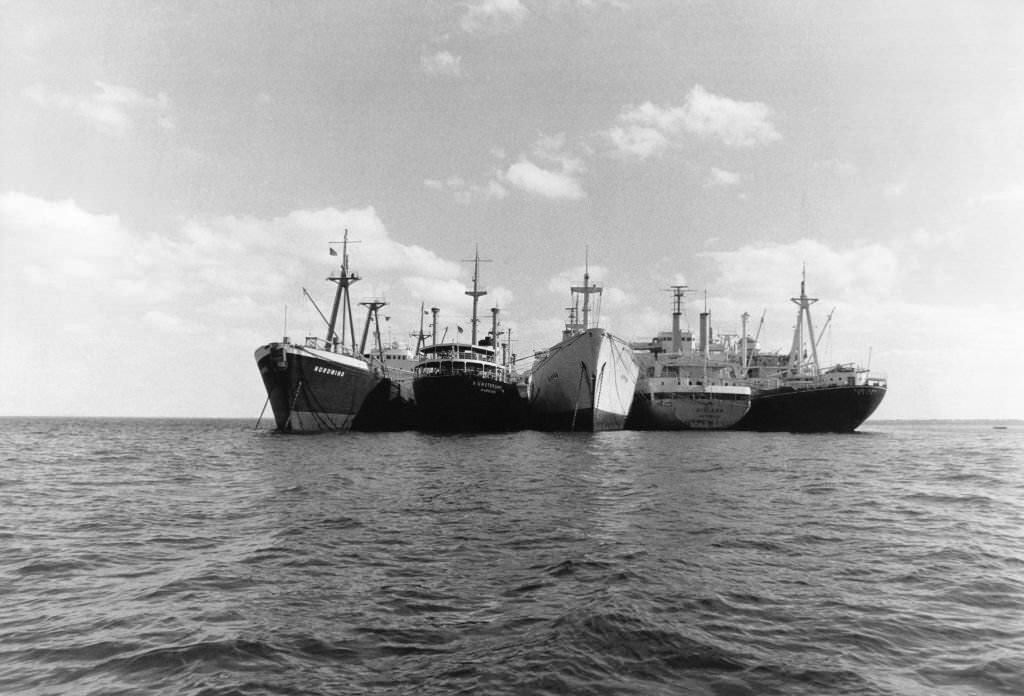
[789,266,821,377]
[359,298,388,357]
[414,302,427,355]
[570,248,602,331]
[327,229,364,354]
[463,246,490,345]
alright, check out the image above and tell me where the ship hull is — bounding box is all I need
[627,387,751,430]
[733,384,886,433]
[255,342,381,433]
[528,329,639,432]
[352,377,416,432]
[413,374,526,432]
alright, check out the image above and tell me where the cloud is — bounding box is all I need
[420,51,463,77]
[499,132,587,200]
[459,0,529,35]
[424,176,509,205]
[606,84,781,158]
[698,238,901,306]
[25,81,174,136]
[707,167,741,187]
[502,159,586,200]
[0,193,463,337]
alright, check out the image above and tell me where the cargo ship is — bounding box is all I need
[732,271,887,432]
[527,260,638,431]
[255,234,409,432]
[628,286,751,430]
[411,250,527,432]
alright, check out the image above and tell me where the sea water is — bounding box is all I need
[1,418,1021,695]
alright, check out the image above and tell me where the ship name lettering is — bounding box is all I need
[314,365,346,378]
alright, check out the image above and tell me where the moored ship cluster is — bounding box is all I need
[255,242,887,434]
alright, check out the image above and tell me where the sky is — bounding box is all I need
[1,0,1022,420]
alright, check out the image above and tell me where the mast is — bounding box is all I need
[414,302,427,355]
[359,298,388,358]
[570,249,602,331]
[463,246,490,345]
[325,230,360,353]
[789,266,821,378]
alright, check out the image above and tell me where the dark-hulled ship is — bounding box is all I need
[732,272,887,433]
[411,250,527,432]
[255,233,411,433]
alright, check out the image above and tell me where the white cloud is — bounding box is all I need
[424,176,509,205]
[707,167,741,186]
[606,84,781,158]
[698,238,910,311]
[605,124,668,160]
[503,159,586,200]
[25,81,174,136]
[420,51,463,77]
[459,0,529,35]
[0,193,462,337]
[498,132,587,200]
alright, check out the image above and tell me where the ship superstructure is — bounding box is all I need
[628,286,751,430]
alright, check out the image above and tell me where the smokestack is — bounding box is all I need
[490,307,499,360]
[672,308,682,353]
[431,307,439,346]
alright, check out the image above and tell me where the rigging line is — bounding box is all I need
[570,359,589,432]
[300,366,343,431]
[285,379,304,432]
[255,395,270,430]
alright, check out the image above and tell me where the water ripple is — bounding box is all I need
[0,419,1021,695]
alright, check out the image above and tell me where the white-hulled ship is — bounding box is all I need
[527,261,638,431]
[731,270,887,432]
[254,233,405,433]
[411,250,527,432]
[627,286,751,430]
